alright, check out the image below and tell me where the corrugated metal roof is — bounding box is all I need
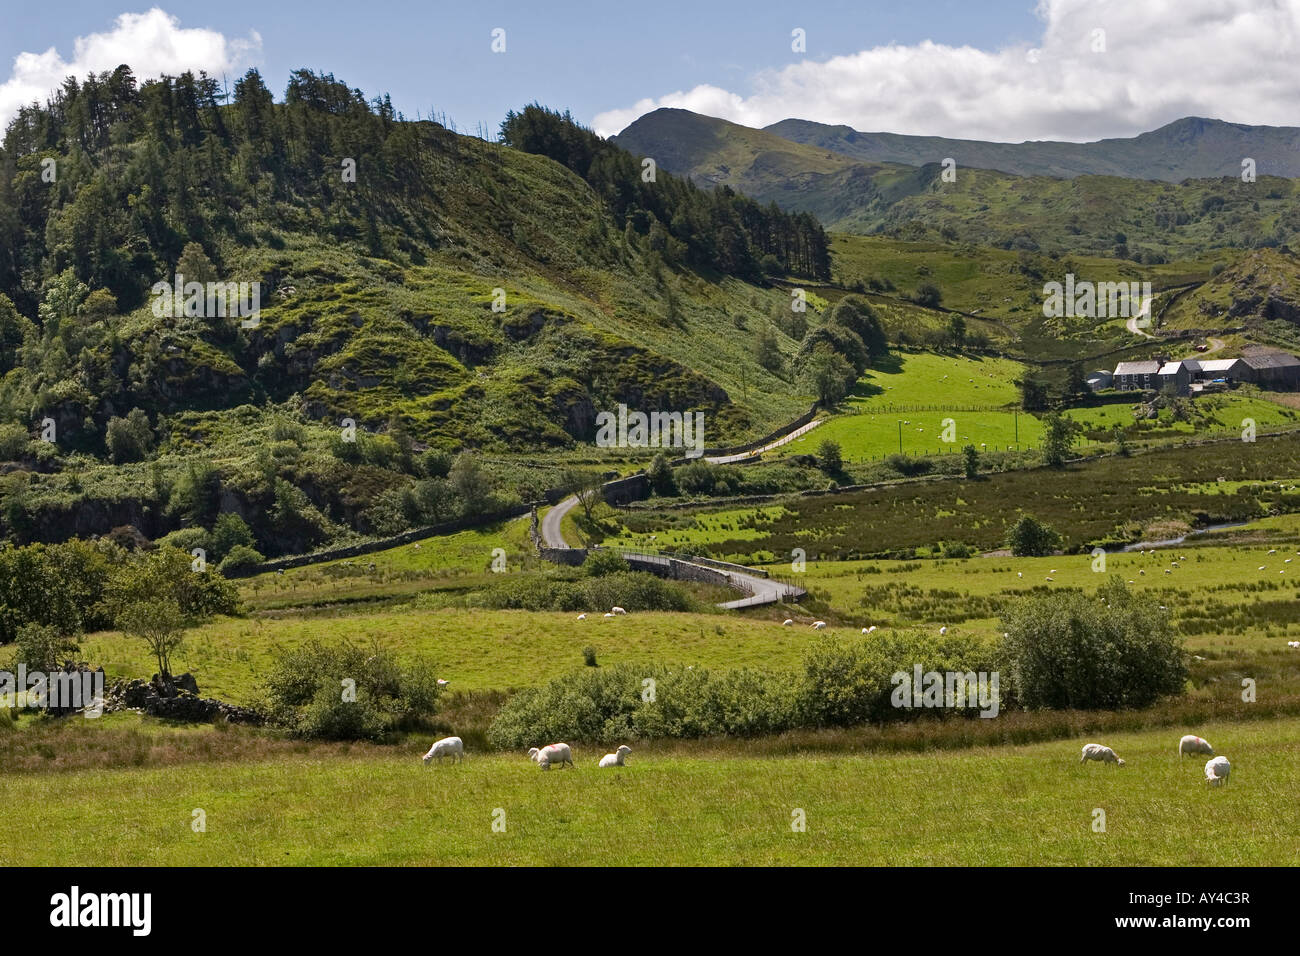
[1242,349,1300,370]
[1197,358,1244,372]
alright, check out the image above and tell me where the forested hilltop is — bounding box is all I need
[0,69,830,555]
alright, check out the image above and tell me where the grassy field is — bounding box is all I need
[80,608,815,704]
[773,350,1045,462]
[2,715,1295,865]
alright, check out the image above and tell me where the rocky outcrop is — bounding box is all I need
[105,672,263,725]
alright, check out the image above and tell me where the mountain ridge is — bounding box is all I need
[619,109,1300,182]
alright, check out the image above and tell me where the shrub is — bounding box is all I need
[584,549,630,577]
[797,630,995,728]
[886,454,932,477]
[583,646,598,667]
[0,423,30,460]
[816,439,843,474]
[155,527,212,557]
[999,578,1187,709]
[264,639,440,740]
[211,512,255,561]
[104,409,154,464]
[217,544,265,574]
[7,623,80,671]
[1006,514,1061,556]
[646,453,676,496]
[675,460,715,496]
[941,540,976,558]
[487,663,798,747]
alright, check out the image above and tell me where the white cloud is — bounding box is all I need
[1,8,261,130]
[593,0,1300,141]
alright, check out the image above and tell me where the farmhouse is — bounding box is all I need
[1111,349,1300,395]
[1112,360,1161,391]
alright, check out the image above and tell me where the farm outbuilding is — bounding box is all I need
[1194,357,1249,384]
[1086,369,1113,391]
[1241,348,1300,388]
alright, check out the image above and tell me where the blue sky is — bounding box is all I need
[0,2,1043,131]
[3,2,1298,142]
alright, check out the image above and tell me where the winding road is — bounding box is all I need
[539,417,819,608]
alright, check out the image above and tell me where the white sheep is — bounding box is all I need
[422,736,464,765]
[1287,641,1299,649]
[577,613,586,620]
[599,745,632,768]
[811,621,827,630]
[782,619,794,626]
[603,612,615,618]
[1205,756,1231,786]
[939,626,948,635]
[1080,743,1125,766]
[611,606,627,615]
[528,743,574,770]
[1178,734,1214,758]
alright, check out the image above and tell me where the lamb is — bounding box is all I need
[528,743,575,770]
[811,621,827,630]
[1080,743,1125,766]
[1205,756,1231,786]
[422,736,464,765]
[611,606,627,615]
[1179,734,1214,758]
[599,745,632,768]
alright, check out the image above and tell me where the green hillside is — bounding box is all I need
[0,73,830,551]
[614,109,1300,261]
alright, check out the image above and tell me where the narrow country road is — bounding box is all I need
[705,417,824,464]
[538,416,819,606]
[541,493,579,549]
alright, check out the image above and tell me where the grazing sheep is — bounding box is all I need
[1205,756,1231,786]
[528,743,575,770]
[782,619,794,626]
[1258,566,1267,572]
[422,736,464,765]
[1268,549,1277,555]
[1287,641,1299,649]
[436,678,450,687]
[603,612,615,618]
[1017,572,1023,578]
[811,621,827,630]
[599,745,632,768]
[939,626,948,635]
[1080,743,1125,766]
[577,614,587,620]
[611,606,627,615]
[1179,735,1214,758]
